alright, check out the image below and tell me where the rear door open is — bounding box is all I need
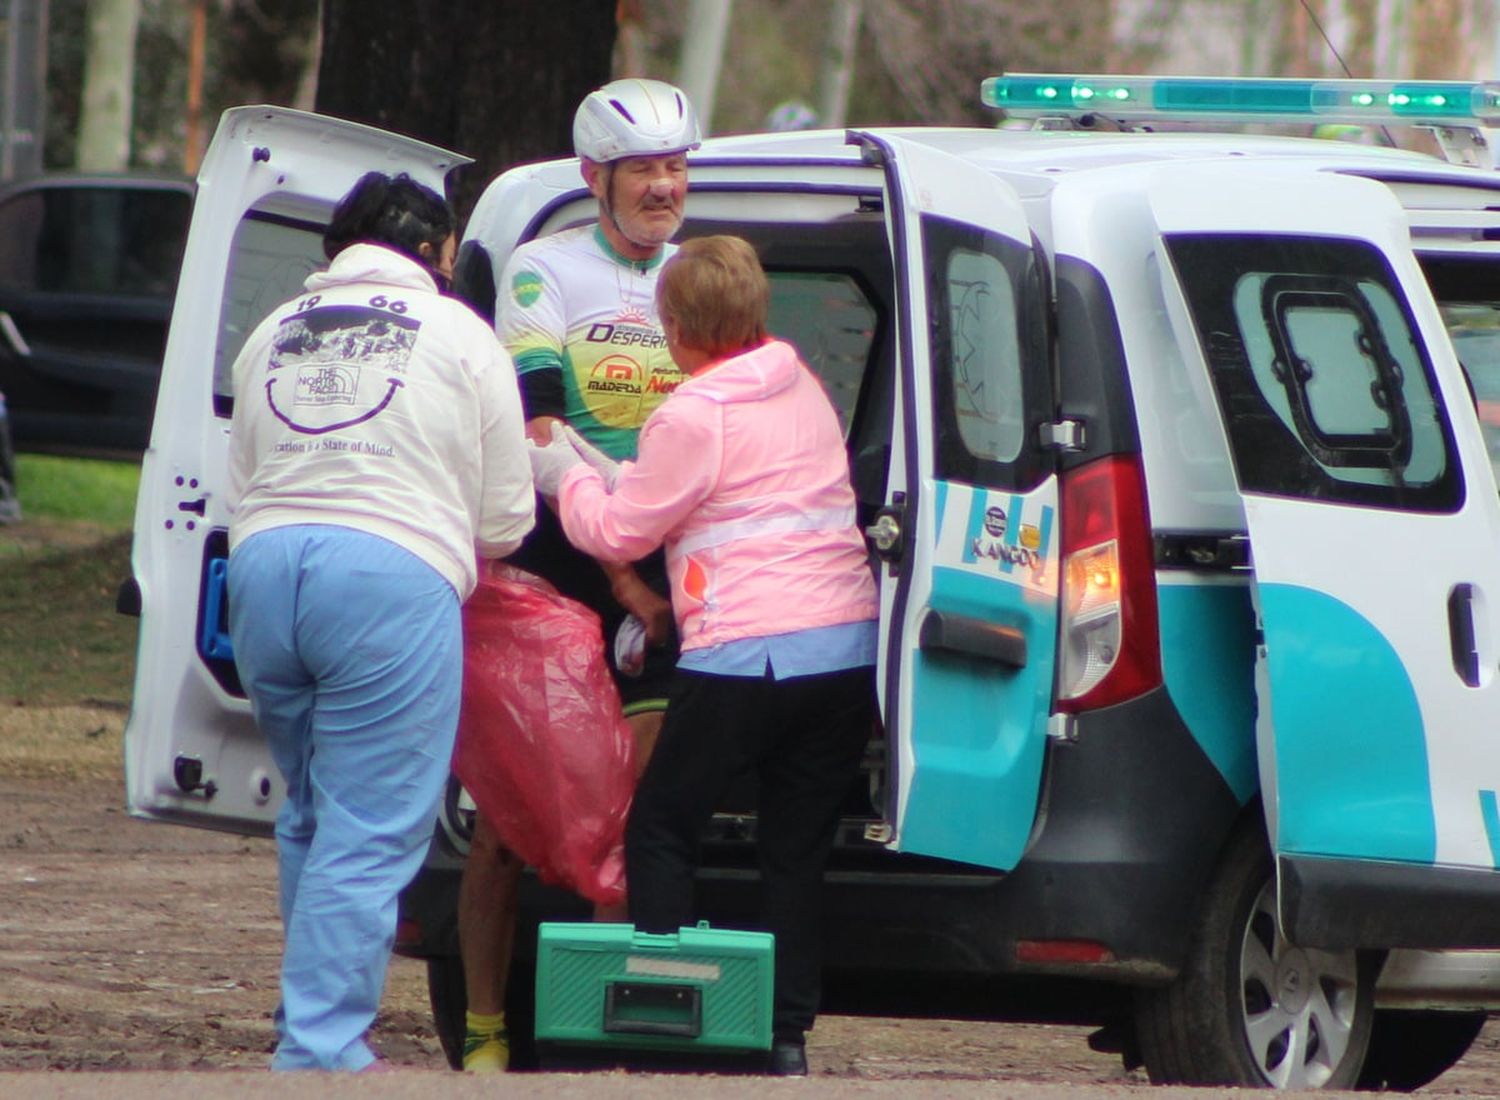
[853,131,1058,871]
[1152,164,1500,948]
[124,107,466,833]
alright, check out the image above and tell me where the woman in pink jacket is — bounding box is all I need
[529,235,877,1076]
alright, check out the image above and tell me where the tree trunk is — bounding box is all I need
[816,0,862,129]
[75,0,138,171]
[2,0,50,179]
[316,0,618,223]
[677,0,732,136]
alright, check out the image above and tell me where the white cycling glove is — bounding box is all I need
[560,423,622,491]
[526,423,585,497]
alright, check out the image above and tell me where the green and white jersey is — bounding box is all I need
[497,225,684,460]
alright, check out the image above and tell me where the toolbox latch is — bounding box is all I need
[603,981,703,1038]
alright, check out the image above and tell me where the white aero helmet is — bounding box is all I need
[573,79,702,163]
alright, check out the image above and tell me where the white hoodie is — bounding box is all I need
[227,243,534,598]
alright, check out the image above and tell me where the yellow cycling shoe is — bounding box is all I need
[461,1010,509,1073]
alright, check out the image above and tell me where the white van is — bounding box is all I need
[125,76,1500,1090]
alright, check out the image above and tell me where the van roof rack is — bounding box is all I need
[981,73,1500,168]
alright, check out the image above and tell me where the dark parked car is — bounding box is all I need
[0,173,193,456]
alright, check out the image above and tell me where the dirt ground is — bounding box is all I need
[3,773,1500,1093]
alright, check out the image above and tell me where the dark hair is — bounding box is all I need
[323,171,454,265]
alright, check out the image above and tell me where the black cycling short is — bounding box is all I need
[505,498,677,706]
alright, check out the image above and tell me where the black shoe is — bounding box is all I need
[768,1038,807,1076]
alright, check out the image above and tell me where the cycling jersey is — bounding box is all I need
[497,225,684,460]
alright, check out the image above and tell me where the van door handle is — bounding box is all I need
[918,609,1027,668]
[865,494,906,564]
[1448,583,1481,687]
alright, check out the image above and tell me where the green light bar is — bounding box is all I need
[981,73,1500,127]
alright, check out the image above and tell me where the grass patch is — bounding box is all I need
[0,456,140,778]
[0,529,137,707]
[14,453,140,524]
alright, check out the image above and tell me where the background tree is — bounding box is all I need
[315,0,618,224]
[47,0,318,173]
[40,1,1500,186]
[634,0,1130,133]
[74,0,138,170]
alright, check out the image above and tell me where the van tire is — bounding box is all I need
[1133,824,1376,1088]
[426,954,466,1070]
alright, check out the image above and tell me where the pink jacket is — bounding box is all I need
[558,339,877,653]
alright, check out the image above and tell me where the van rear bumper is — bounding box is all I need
[723,685,1247,984]
[399,686,1245,987]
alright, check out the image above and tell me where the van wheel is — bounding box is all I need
[426,954,466,1071]
[1356,1010,1486,1091]
[425,950,540,1071]
[1134,825,1376,1088]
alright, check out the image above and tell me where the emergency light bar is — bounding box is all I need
[982,73,1500,128]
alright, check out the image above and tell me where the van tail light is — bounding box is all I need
[1056,455,1161,711]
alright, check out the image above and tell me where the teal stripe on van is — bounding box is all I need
[1156,582,1258,803]
[899,565,1057,869]
[1479,790,1500,869]
[1259,584,1435,863]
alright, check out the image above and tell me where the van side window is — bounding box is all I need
[1167,235,1461,512]
[923,216,1049,491]
[212,211,327,417]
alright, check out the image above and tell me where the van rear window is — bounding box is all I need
[212,211,327,417]
[922,215,1050,492]
[1166,234,1461,513]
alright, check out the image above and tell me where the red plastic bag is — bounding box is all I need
[454,561,635,906]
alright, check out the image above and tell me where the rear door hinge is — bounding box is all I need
[1039,418,1085,452]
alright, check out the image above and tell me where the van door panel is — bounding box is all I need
[852,131,1057,871]
[124,107,466,834]
[1151,165,1500,945]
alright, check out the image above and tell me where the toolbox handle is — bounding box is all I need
[602,981,703,1038]
[628,920,713,951]
[630,931,685,950]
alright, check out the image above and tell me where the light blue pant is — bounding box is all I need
[228,525,460,1071]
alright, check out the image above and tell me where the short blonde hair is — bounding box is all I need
[656,236,769,358]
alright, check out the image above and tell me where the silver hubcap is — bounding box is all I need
[1238,882,1360,1089]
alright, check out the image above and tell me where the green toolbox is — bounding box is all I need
[535,921,774,1064]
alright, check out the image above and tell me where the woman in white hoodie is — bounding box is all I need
[225,172,534,1072]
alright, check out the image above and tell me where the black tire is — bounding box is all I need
[1134,823,1377,1088]
[505,952,540,1071]
[1356,1010,1487,1091]
[426,954,466,1071]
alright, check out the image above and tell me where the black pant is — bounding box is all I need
[625,664,875,1040]
[505,497,677,703]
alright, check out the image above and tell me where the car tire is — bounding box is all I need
[425,949,540,1072]
[1355,1010,1486,1091]
[1134,823,1377,1088]
[426,953,466,1071]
